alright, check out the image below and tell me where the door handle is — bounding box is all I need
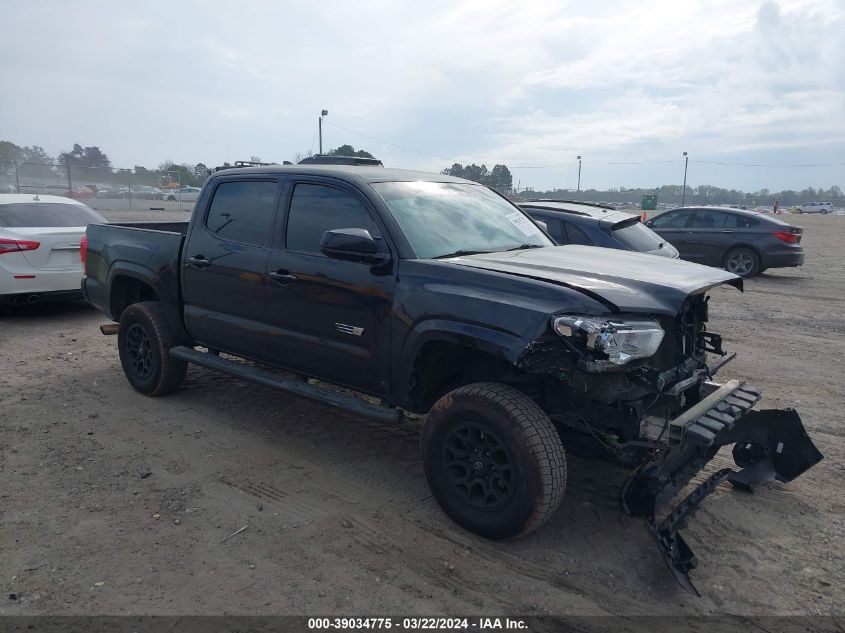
[186,255,210,269]
[721,230,734,234]
[269,270,298,285]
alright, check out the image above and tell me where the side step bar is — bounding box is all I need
[169,346,403,424]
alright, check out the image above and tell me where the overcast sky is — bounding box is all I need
[1,0,843,191]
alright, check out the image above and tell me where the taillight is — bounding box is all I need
[80,234,88,273]
[773,230,800,244]
[0,236,40,254]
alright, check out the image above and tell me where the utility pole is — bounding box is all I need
[577,155,582,193]
[65,158,73,196]
[681,151,689,207]
[319,109,328,154]
[14,161,20,193]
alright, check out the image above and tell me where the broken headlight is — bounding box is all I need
[552,315,664,366]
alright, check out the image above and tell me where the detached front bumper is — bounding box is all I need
[621,380,823,595]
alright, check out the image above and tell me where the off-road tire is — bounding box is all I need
[421,382,566,540]
[724,246,760,277]
[118,301,187,396]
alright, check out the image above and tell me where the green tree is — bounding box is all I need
[441,163,465,178]
[0,140,24,175]
[327,144,375,158]
[489,164,513,190]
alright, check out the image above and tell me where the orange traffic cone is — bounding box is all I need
[641,210,647,222]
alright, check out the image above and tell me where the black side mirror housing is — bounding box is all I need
[320,228,389,265]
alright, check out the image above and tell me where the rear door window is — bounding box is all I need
[690,210,728,228]
[0,202,105,227]
[563,221,593,245]
[205,180,278,246]
[724,213,759,229]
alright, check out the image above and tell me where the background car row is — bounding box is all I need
[521,200,805,278]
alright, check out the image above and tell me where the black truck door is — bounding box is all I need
[265,180,395,396]
[182,178,280,358]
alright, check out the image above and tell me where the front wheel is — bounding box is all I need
[118,302,187,396]
[724,247,760,277]
[421,382,566,540]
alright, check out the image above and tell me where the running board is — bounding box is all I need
[169,346,403,424]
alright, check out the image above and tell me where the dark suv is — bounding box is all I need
[520,200,679,258]
[646,206,804,277]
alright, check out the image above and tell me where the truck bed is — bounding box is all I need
[82,222,188,322]
[106,221,190,235]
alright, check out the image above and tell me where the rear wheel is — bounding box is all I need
[118,302,187,396]
[421,382,566,539]
[724,247,760,277]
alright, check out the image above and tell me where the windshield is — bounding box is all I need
[371,181,553,258]
[611,218,665,251]
[0,202,106,227]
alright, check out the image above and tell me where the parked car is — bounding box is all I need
[797,201,833,214]
[67,186,95,200]
[96,186,122,198]
[645,206,804,277]
[164,186,201,202]
[118,185,162,200]
[520,199,679,258]
[0,194,105,307]
[80,165,822,594]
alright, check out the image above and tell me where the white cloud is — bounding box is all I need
[0,0,841,190]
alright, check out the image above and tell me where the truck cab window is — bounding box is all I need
[205,180,278,246]
[286,183,381,254]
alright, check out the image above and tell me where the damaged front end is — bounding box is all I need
[621,382,822,595]
[519,292,823,595]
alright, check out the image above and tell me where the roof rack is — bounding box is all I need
[298,154,383,167]
[212,160,283,173]
[521,198,617,210]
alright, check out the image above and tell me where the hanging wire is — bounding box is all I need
[691,159,845,168]
[323,120,457,162]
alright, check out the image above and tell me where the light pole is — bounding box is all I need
[576,155,582,193]
[681,151,689,207]
[318,109,328,154]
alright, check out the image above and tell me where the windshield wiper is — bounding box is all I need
[505,243,544,251]
[432,249,493,259]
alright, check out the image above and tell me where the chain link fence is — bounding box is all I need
[0,161,210,213]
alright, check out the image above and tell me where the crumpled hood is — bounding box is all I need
[446,245,742,315]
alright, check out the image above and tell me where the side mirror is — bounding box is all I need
[535,220,549,233]
[320,228,389,265]
[644,219,654,227]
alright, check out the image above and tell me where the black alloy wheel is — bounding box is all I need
[441,419,516,511]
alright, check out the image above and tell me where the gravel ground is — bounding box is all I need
[0,213,842,616]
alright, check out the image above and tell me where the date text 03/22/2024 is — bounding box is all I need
[307,617,529,630]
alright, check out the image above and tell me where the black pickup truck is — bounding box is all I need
[82,165,821,594]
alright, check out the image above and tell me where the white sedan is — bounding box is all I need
[163,186,201,202]
[0,194,105,307]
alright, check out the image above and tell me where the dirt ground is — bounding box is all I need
[0,212,842,616]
